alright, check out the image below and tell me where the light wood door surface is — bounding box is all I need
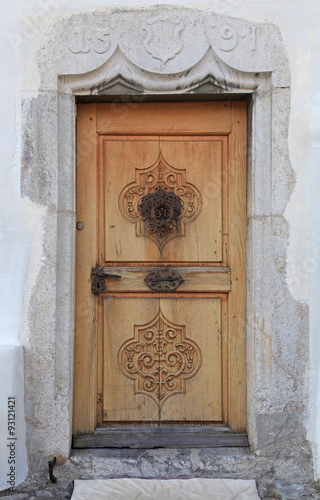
[73,102,247,434]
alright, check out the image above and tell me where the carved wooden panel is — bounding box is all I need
[117,307,201,408]
[102,136,223,263]
[103,297,223,423]
[119,152,202,252]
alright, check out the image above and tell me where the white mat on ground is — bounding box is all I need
[72,478,261,499]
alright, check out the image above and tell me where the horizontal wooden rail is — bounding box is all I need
[97,266,231,293]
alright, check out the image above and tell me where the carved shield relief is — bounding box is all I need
[142,16,185,64]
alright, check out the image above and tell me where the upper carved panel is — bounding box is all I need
[119,152,202,253]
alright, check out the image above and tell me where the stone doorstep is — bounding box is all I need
[1,480,319,499]
[68,447,268,487]
[1,449,319,499]
[1,487,320,500]
[0,488,72,500]
[0,447,281,498]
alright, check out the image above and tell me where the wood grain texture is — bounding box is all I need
[103,298,159,422]
[73,426,249,448]
[227,101,247,431]
[101,136,223,263]
[97,102,232,135]
[103,297,223,423]
[159,298,222,422]
[94,267,231,293]
[73,104,98,434]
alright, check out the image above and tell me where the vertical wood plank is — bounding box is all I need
[101,137,160,263]
[73,104,98,434]
[228,101,247,431]
[221,295,229,424]
[222,136,229,267]
[103,297,159,422]
[160,138,223,263]
[160,298,223,422]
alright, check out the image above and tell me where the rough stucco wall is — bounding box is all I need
[0,0,319,489]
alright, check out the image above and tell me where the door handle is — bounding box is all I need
[91,266,121,294]
[139,187,182,235]
[103,274,121,278]
[93,267,121,279]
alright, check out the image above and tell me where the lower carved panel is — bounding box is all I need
[117,308,202,408]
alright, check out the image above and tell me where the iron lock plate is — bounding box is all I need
[144,267,184,292]
[91,266,121,295]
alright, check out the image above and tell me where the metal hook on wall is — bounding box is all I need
[48,456,57,483]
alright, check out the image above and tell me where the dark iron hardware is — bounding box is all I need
[145,267,184,292]
[139,187,182,236]
[91,266,121,295]
[48,456,57,483]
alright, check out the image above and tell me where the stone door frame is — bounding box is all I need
[22,7,310,476]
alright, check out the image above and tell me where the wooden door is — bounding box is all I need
[73,102,247,438]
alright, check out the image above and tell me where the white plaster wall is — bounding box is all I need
[0,346,27,490]
[0,0,319,487]
[309,0,320,480]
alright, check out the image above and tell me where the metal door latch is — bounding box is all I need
[144,267,184,292]
[91,266,121,295]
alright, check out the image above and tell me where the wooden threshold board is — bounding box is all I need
[72,426,249,449]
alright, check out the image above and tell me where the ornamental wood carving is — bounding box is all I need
[117,308,202,408]
[118,152,202,253]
